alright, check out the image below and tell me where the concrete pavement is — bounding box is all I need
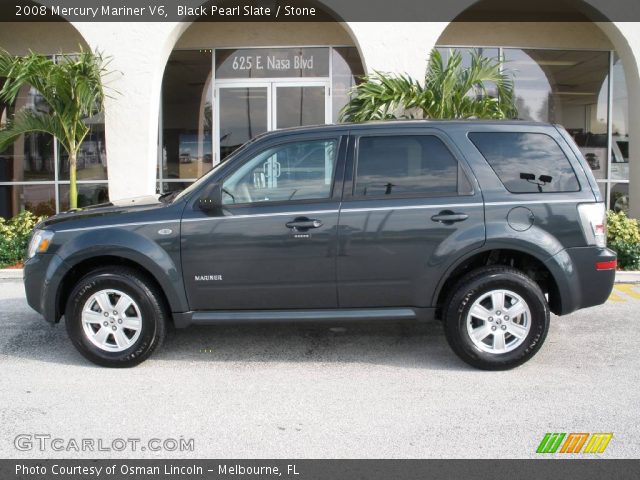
[1,278,639,459]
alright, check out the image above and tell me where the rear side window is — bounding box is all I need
[355,135,472,197]
[469,132,580,193]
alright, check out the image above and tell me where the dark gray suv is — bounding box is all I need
[23,121,616,369]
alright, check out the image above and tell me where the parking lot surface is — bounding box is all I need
[1,279,639,458]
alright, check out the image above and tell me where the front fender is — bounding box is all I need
[47,228,188,321]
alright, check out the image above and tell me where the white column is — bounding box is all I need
[346,22,449,79]
[72,22,179,201]
[599,23,640,218]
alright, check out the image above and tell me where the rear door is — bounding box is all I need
[336,127,485,308]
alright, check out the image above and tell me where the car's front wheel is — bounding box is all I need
[443,266,550,370]
[65,267,167,367]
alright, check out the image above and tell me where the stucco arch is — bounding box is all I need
[156,8,367,179]
[0,18,89,55]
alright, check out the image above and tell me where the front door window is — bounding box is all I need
[222,139,338,204]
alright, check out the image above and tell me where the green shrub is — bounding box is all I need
[0,211,44,268]
[606,210,640,270]
[607,210,640,243]
[608,240,640,271]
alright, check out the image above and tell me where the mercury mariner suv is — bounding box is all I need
[23,121,616,369]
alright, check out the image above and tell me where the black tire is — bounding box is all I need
[65,267,167,367]
[443,266,550,370]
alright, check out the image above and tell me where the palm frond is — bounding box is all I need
[0,46,110,208]
[0,109,67,151]
[339,71,425,122]
[340,48,518,122]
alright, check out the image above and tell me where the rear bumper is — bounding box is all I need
[545,246,616,315]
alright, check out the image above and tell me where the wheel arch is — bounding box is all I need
[50,229,188,322]
[433,246,565,316]
[56,255,178,324]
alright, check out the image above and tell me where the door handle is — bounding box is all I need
[431,210,469,224]
[286,217,323,230]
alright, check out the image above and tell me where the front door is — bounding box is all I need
[181,133,346,311]
[337,129,485,308]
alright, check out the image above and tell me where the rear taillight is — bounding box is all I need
[596,260,617,270]
[577,203,606,248]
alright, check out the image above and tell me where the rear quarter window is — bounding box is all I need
[468,132,580,193]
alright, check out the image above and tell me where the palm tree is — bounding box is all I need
[340,49,518,122]
[0,48,108,209]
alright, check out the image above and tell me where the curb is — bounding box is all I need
[3,268,640,283]
[0,269,23,279]
[614,271,640,284]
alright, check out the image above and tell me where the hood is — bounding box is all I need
[41,195,167,228]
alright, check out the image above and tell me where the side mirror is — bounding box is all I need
[197,183,222,213]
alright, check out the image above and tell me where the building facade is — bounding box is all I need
[1,1,640,218]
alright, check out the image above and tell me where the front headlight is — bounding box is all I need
[27,230,54,258]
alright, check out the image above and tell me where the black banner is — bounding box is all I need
[3,459,640,480]
[1,0,640,22]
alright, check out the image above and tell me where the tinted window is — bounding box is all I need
[355,135,469,197]
[222,139,337,204]
[469,132,580,193]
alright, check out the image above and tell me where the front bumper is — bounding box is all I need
[23,253,68,323]
[545,246,616,315]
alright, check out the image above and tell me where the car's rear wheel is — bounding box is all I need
[65,267,167,367]
[443,266,550,370]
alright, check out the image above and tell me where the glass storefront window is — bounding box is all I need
[503,49,611,181]
[332,47,364,122]
[275,86,325,130]
[0,85,55,182]
[611,54,629,182]
[218,87,268,161]
[161,50,212,182]
[0,132,56,182]
[58,183,109,210]
[0,184,56,218]
[610,182,629,214]
[438,45,630,210]
[58,120,108,181]
[159,181,192,194]
[1,56,109,218]
[596,182,606,200]
[159,47,364,193]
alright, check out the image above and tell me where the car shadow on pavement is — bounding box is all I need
[2,308,468,370]
[155,319,468,371]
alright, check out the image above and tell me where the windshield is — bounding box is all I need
[169,137,260,203]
